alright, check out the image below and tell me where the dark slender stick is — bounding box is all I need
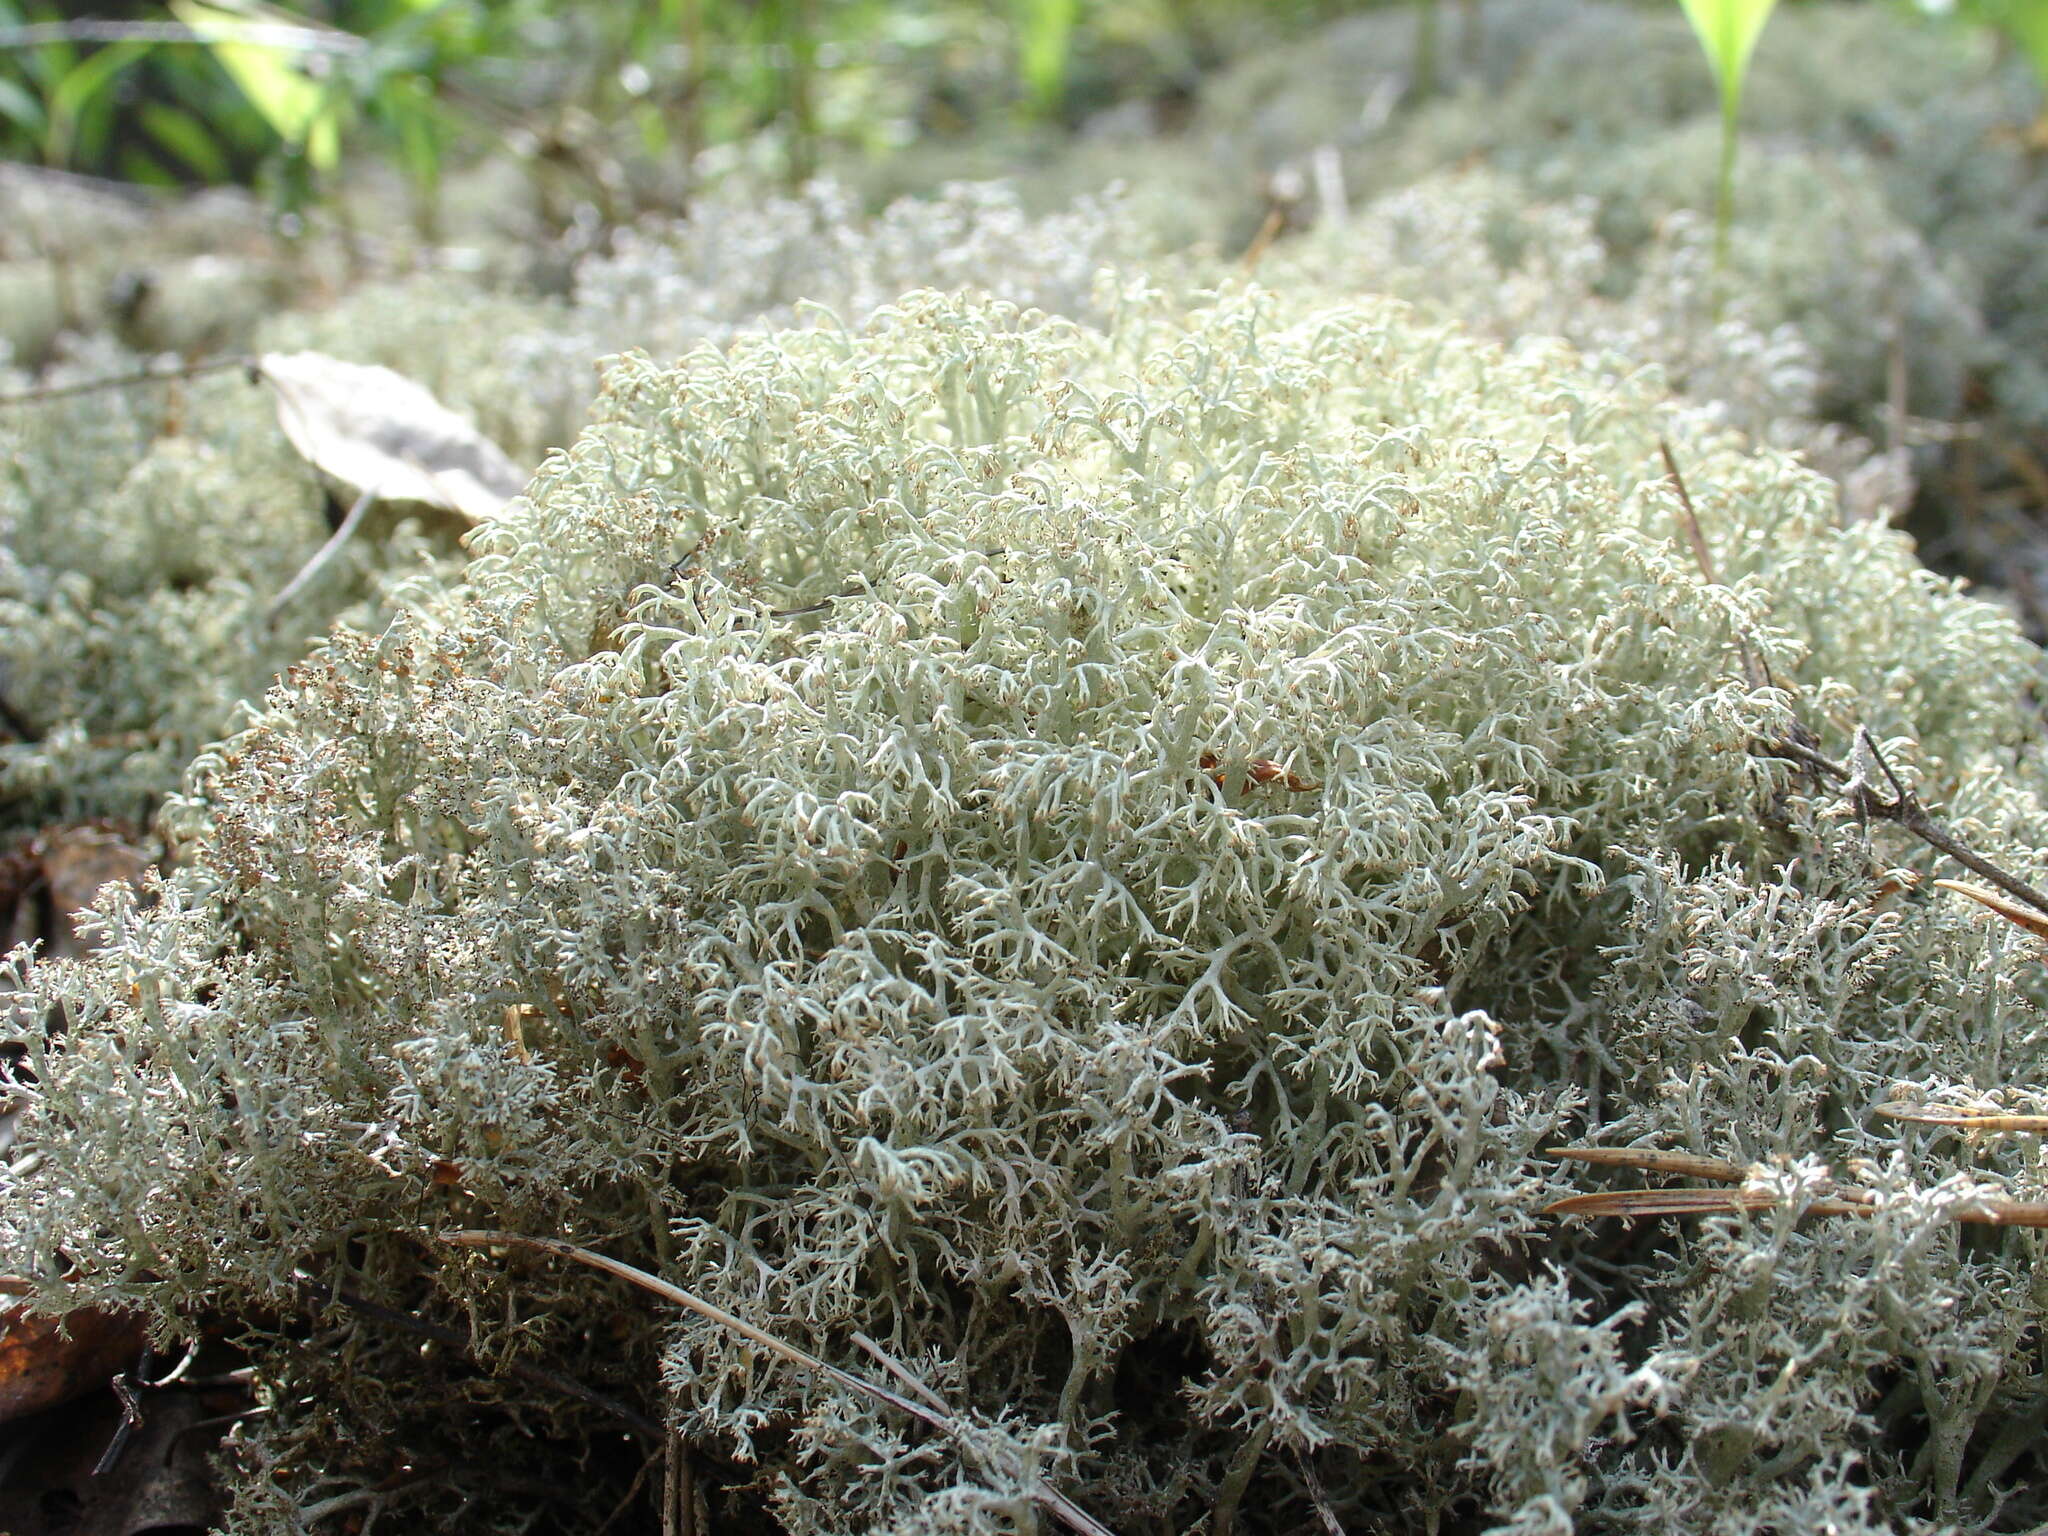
[92,1371,145,1475]
[0,355,252,409]
[1292,1445,1347,1536]
[1755,726,2048,921]
[1660,439,1771,693]
[593,1449,661,1536]
[440,1230,1122,1536]
[1659,438,1718,584]
[1666,438,2048,918]
[0,690,38,744]
[1843,725,2048,916]
[1765,736,1847,783]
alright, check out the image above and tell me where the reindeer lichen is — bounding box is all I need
[9,286,2048,1533]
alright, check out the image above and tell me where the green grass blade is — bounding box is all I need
[1676,0,1780,274]
[171,0,347,171]
[1677,0,1779,114]
[1016,0,1079,119]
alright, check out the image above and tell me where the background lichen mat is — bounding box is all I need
[11,281,2048,1533]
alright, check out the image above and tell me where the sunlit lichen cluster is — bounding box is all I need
[6,2,2048,1531]
[0,177,1145,831]
[11,282,2048,1533]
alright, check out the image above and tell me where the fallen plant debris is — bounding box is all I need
[0,822,154,960]
[0,1377,229,1536]
[1660,448,2048,936]
[1753,720,2048,924]
[1669,436,2048,941]
[1871,1101,2048,1132]
[256,351,528,526]
[1546,1146,2048,1227]
[438,1230,1121,1536]
[1933,876,2048,943]
[0,1285,145,1425]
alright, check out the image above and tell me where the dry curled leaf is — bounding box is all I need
[1196,751,1317,793]
[0,1298,145,1424]
[257,351,527,524]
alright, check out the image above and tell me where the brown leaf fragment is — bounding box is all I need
[38,822,152,949]
[1196,751,1318,794]
[2,821,154,960]
[0,1301,145,1424]
[1935,878,2048,942]
[501,1003,535,1064]
[1246,757,1318,792]
[1547,1146,1749,1183]
[257,351,527,524]
[0,837,43,946]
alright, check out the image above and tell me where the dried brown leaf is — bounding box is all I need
[0,1301,145,1424]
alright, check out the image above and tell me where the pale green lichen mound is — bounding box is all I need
[10,288,2048,1534]
[0,350,460,832]
[0,182,1150,834]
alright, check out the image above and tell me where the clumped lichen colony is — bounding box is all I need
[8,3,2048,1533]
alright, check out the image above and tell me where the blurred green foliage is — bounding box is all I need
[1675,0,1780,268]
[0,0,1389,208]
[1,0,2037,247]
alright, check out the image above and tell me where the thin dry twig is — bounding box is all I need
[1659,439,1775,698]
[1659,439,1720,586]
[1655,448,2024,900]
[439,1230,1122,1536]
[1754,725,2048,924]
[1292,1444,1348,1536]
[593,1448,662,1536]
[0,354,251,409]
[1546,1146,2048,1228]
[92,1370,146,1476]
[661,1434,682,1536]
[1874,1103,2048,1133]
[1240,206,1288,272]
[850,1331,952,1415]
[266,486,378,627]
